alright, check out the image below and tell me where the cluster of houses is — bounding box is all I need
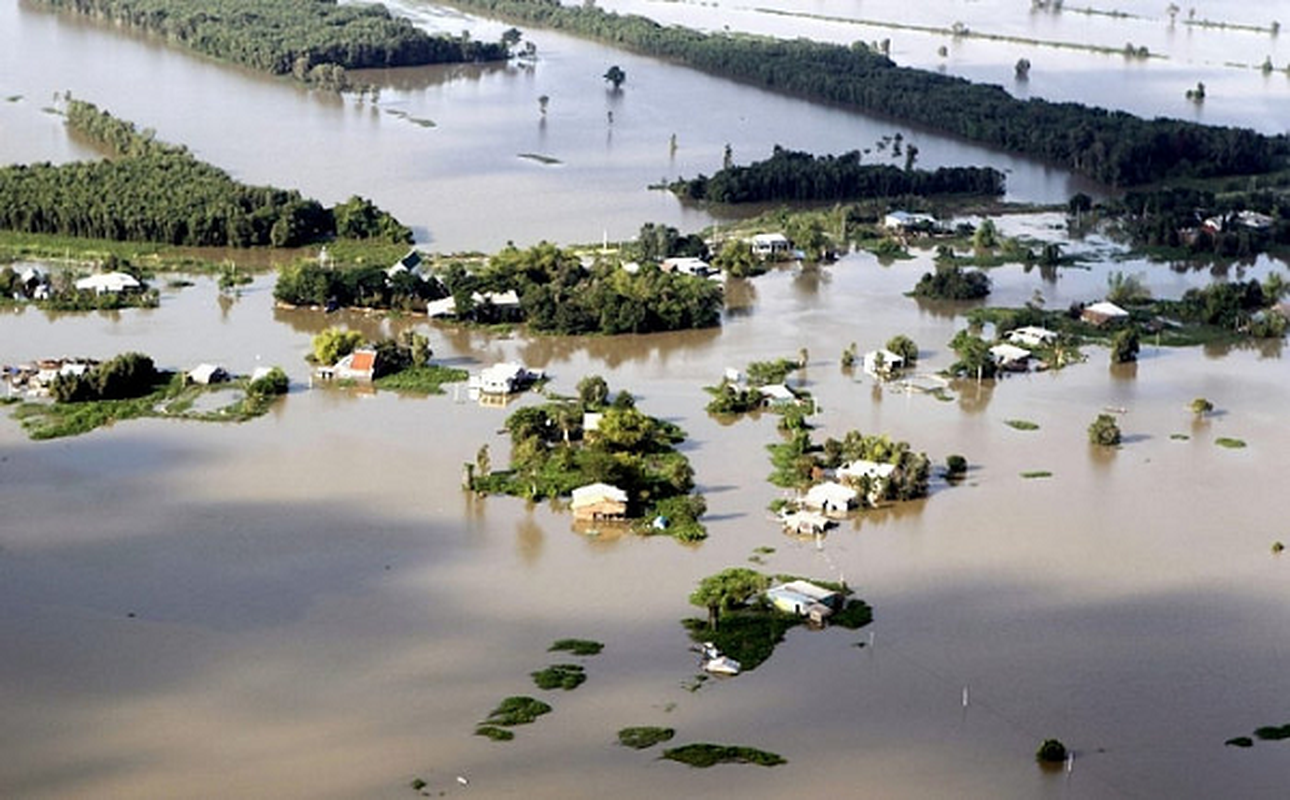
[3,357,99,396]
[4,265,146,302]
[777,457,904,535]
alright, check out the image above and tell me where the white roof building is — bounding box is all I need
[838,459,897,483]
[571,482,629,508]
[989,343,1032,368]
[803,481,858,513]
[760,384,797,405]
[75,272,141,294]
[863,349,904,379]
[750,233,790,255]
[660,257,712,277]
[188,363,229,385]
[1006,326,1057,348]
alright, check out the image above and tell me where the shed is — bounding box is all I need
[863,349,904,379]
[333,348,376,382]
[760,384,798,406]
[1006,326,1057,348]
[803,481,858,513]
[750,233,790,257]
[188,363,230,385]
[1082,301,1129,326]
[989,343,1032,370]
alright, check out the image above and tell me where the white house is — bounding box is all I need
[803,481,858,513]
[863,349,904,379]
[838,459,897,505]
[188,363,229,385]
[766,580,843,624]
[471,362,542,394]
[883,211,937,232]
[760,384,798,407]
[660,257,713,277]
[75,272,141,294]
[1082,301,1129,326]
[989,343,1032,370]
[779,510,833,536]
[750,233,790,257]
[570,482,629,521]
[1006,326,1057,348]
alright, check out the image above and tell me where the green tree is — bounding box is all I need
[1036,739,1068,764]
[949,330,997,379]
[603,64,626,89]
[885,335,919,366]
[248,366,289,397]
[577,374,610,409]
[1190,397,1213,416]
[312,327,365,366]
[1109,326,1140,364]
[1106,271,1151,305]
[476,444,491,476]
[1088,413,1122,446]
[689,567,771,630]
[712,239,759,277]
[972,218,998,251]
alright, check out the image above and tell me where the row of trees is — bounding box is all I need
[671,147,1005,204]
[911,264,991,300]
[0,101,411,248]
[275,262,445,309]
[50,352,161,402]
[443,0,1287,186]
[36,0,508,87]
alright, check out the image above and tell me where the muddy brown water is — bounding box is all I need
[3,0,1290,796]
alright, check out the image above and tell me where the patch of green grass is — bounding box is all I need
[753,546,776,555]
[482,696,552,727]
[474,725,515,741]
[548,638,603,656]
[1170,433,1190,441]
[1215,437,1247,449]
[531,664,586,691]
[372,364,469,394]
[1225,736,1254,748]
[1020,470,1053,479]
[1004,419,1039,431]
[662,743,786,768]
[617,726,675,749]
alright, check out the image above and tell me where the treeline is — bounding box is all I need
[34,0,507,88]
[0,100,411,248]
[275,262,446,309]
[1110,186,1290,257]
[671,147,1005,203]
[443,0,1287,186]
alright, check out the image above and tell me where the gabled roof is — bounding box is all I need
[989,343,1032,364]
[75,272,141,292]
[839,459,897,481]
[760,384,797,402]
[804,481,857,508]
[1085,301,1128,318]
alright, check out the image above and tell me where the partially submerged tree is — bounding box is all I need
[603,64,626,89]
[1088,413,1122,446]
[689,568,771,630]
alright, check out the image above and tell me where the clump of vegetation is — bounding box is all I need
[662,743,786,768]
[1170,433,1190,441]
[1088,413,1122,446]
[1005,419,1039,431]
[1255,725,1290,741]
[311,328,366,366]
[372,364,468,394]
[885,334,919,366]
[1225,736,1254,748]
[745,357,804,387]
[1036,738,1068,763]
[410,777,428,790]
[531,664,586,691]
[1215,437,1247,449]
[1021,470,1053,479]
[1109,326,1141,364]
[1190,397,1214,416]
[945,454,968,478]
[911,264,990,300]
[549,638,603,656]
[946,330,998,379]
[470,377,707,541]
[1272,542,1285,554]
[617,726,675,749]
[247,367,289,397]
[474,725,515,741]
[480,696,552,728]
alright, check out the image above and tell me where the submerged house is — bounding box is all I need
[802,481,858,514]
[989,343,1032,371]
[1081,301,1129,327]
[470,362,543,395]
[326,348,376,382]
[838,459,897,505]
[863,349,904,379]
[188,363,230,385]
[75,271,141,294]
[660,257,713,277]
[570,482,629,522]
[779,510,833,536]
[1006,326,1057,348]
[750,233,791,258]
[760,384,799,408]
[766,580,844,624]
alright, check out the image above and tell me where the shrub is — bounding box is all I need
[1088,414,1122,446]
[549,638,603,656]
[662,743,786,768]
[946,454,967,476]
[1035,738,1068,763]
[617,727,675,749]
[247,366,289,397]
[531,664,586,691]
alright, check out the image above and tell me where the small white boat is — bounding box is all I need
[703,655,741,676]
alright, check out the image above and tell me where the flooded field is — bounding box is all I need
[3,0,1290,797]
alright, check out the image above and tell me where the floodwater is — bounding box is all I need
[4,0,1290,798]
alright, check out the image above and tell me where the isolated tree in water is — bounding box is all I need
[603,65,626,90]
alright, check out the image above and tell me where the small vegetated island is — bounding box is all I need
[441,0,1288,186]
[276,236,724,335]
[469,376,708,541]
[670,146,1006,204]
[7,352,290,440]
[0,100,410,252]
[30,0,511,90]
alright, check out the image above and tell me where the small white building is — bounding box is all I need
[1006,326,1057,348]
[386,249,426,279]
[75,272,141,294]
[188,363,229,385]
[803,481,858,513]
[571,482,629,521]
[883,211,937,232]
[863,349,904,379]
[660,257,713,277]
[1082,301,1129,326]
[750,233,790,257]
[779,510,833,536]
[471,362,542,394]
[760,384,798,407]
[990,343,1032,370]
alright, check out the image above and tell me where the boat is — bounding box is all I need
[703,655,741,676]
